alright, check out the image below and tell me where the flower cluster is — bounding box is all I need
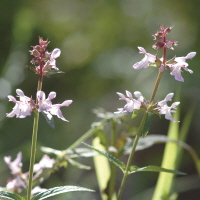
[115,25,196,122]
[133,47,196,82]
[115,91,179,122]
[28,37,61,76]
[133,26,196,82]
[7,89,72,121]
[4,152,54,195]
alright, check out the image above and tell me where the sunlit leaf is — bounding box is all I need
[83,142,126,172]
[0,191,24,200]
[129,165,186,175]
[31,186,94,200]
[68,158,91,170]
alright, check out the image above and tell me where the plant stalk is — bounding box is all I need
[26,111,39,200]
[117,112,148,200]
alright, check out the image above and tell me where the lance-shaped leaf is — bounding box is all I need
[31,186,94,200]
[83,142,126,172]
[141,112,154,137]
[0,191,24,200]
[68,157,91,170]
[129,165,186,175]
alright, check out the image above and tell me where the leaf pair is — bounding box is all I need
[83,143,186,175]
[0,186,94,200]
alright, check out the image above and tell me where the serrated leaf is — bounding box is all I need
[83,142,126,172]
[124,135,170,154]
[31,186,94,200]
[0,191,24,200]
[129,165,186,175]
[141,112,154,137]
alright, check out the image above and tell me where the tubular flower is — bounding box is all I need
[115,90,143,113]
[37,91,73,121]
[169,52,196,82]
[156,93,180,122]
[133,47,156,69]
[4,152,23,175]
[7,89,33,118]
[7,89,72,122]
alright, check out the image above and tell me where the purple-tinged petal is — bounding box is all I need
[51,48,61,59]
[61,100,73,107]
[4,152,22,175]
[133,55,149,69]
[126,90,133,99]
[117,92,127,100]
[170,65,184,82]
[134,91,144,102]
[138,46,147,54]
[185,52,196,59]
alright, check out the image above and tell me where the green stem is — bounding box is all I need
[117,112,148,200]
[26,111,39,200]
[108,121,118,200]
[149,71,163,104]
[67,118,109,150]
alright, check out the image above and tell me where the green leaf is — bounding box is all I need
[129,165,186,175]
[68,158,91,170]
[42,112,55,128]
[0,191,24,200]
[31,186,94,200]
[124,135,170,154]
[131,110,138,119]
[83,142,126,172]
[45,70,64,75]
[141,112,154,137]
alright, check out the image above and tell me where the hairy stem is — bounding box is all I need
[26,111,39,200]
[117,112,148,200]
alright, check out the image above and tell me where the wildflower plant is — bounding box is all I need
[1,37,93,200]
[1,26,199,200]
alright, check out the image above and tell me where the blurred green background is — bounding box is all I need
[0,0,200,199]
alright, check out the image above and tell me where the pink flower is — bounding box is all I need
[4,152,23,175]
[34,155,55,172]
[49,48,61,70]
[7,89,32,118]
[115,90,143,113]
[37,91,73,121]
[133,47,156,69]
[6,176,26,193]
[156,93,180,122]
[169,52,196,82]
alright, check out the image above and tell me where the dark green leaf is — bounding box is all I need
[129,165,186,175]
[42,112,55,129]
[31,186,94,200]
[141,112,154,137]
[0,191,24,200]
[83,142,126,172]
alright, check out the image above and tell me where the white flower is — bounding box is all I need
[169,52,196,82]
[157,93,180,122]
[115,90,143,113]
[133,47,156,69]
[4,152,22,175]
[7,89,32,118]
[37,91,73,121]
